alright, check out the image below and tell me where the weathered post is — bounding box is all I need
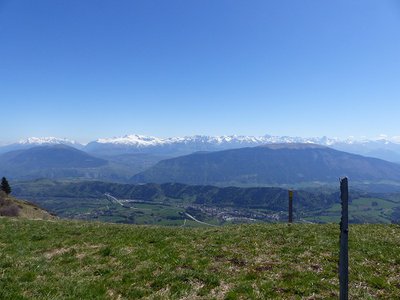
[288,190,293,223]
[339,177,349,300]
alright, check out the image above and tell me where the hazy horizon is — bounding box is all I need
[2,132,400,146]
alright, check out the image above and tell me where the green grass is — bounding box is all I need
[22,192,400,225]
[21,196,224,226]
[0,218,399,299]
[304,197,399,224]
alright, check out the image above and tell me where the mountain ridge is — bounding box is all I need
[0,145,109,180]
[4,134,400,149]
[2,134,400,162]
[131,143,400,186]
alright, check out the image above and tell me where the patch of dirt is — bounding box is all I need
[44,247,72,259]
[179,279,205,300]
[209,282,232,299]
[121,246,135,254]
[76,253,86,260]
[228,257,247,267]
[254,263,275,272]
[107,289,122,300]
[83,243,104,249]
[309,263,323,273]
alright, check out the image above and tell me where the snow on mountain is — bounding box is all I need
[7,134,400,149]
[96,134,164,147]
[389,136,400,143]
[87,134,318,156]
[18,137,80,146]
[84,134,400,162]
[0,137,83,154]
[91,134,341,148]
[4,134,400,162]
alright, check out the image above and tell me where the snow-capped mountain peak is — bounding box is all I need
[91,133,400,148]
[86,133,400,162]
[3,133,400,163]
[15,134,400,149]
[96,134,165,147]
[0,137,83,155]
[18,137,80,145]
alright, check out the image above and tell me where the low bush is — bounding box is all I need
[0,192,20,217]
[0,203,20,217]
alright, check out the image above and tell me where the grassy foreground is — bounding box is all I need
[0,219,399,299]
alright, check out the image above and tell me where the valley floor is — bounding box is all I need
[0,219,399,299]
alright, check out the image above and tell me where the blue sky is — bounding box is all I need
[1,0,399,143]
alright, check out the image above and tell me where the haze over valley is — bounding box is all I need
[2,133,400,184]
[4,134,400,162]
[2,133,400,225]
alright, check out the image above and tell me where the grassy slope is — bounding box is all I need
[11,198,57,220]
[0,193,56,220]
[0,219,399,299]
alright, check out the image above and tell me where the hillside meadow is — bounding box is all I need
[0,218,399,299]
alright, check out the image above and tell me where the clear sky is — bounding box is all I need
[1,0,399,143]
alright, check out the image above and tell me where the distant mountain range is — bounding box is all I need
[0,137,84,154]
[131,144,400,186]
[0,144,169,181]
[1,141,400,187]
[0,145,108,180]
[2,134,400,162]
[85,134,400,162]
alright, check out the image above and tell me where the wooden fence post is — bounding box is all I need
[339,177,349,300]
[288,190,293,223]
